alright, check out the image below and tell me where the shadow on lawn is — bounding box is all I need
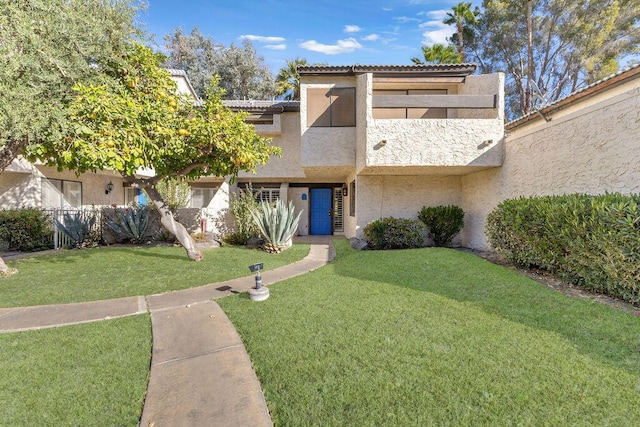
[330,243,640,374]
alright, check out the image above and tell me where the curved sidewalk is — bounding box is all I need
[0,236,335,426]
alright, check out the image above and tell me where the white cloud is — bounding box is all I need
[394,16,421,23]
[239,35,286,43]
[419,9,449,20]
[344,25,362,33]
[382,7,392,12]
[417,10,455,46]
[362,34,380,41]
[299,37,363,55]
[265,44,287,50]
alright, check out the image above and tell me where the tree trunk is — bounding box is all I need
[0,255,17,276]
[145,186,203,261]
[525,0,534,114]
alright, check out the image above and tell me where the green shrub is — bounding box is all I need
[486,193,640,304]
[229,184,260,245]
[0,209,53,251]
[418,205,465,247]
[53,210,99,248]
[363,217,427,250]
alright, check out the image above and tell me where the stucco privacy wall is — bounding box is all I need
[356,175,463,241]
[461,83,640,249]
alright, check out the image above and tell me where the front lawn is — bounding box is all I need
[219,240,640,426]
[0,315,151,426]
[1,243,309,307]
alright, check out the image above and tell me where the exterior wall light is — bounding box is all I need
[105,181,114,194]
[342,184,348,197]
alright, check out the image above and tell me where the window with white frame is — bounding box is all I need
[42,178,82,208]
[255,188,280,203]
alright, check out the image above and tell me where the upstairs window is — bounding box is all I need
[307,87,356,127]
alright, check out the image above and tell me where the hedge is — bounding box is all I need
[486,193,640,304]
[0,209,53,252]
[363,217,427,250]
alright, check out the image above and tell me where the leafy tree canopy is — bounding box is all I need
[471,0,640,118]
[0,0,142,172]
[34,42,281,260]
[35,42,280,184]
[164,27,276,100]
[411,44,462,65]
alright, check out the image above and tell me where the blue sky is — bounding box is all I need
[140,0,481,72]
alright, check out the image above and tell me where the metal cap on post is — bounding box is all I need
[248,263,269,301]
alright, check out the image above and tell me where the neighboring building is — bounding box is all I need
[2,63,638,250]
[461,63,640,249]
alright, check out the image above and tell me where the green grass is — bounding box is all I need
[1,244,309,307]
[219,240,640,426]
[0,315,151,426]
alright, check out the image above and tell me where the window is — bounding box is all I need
[307,87,356,127]
[349,180,356,217]
[255,188,280,203]
[372,89,448,119]
[42,178,82,208]
[190,187,215,208]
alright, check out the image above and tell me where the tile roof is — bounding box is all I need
[222,100,300,112]
[298,63,477,76]
[506,62,640,129]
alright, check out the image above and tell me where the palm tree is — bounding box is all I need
[411,44,461,65]
[276,57,308,100]
[443,2,479,62]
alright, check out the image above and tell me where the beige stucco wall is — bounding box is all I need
[238,112,305,179]
[462,83,640,249]
[355,175,463,241]
[0,172,39,208]
[289,187,309,236]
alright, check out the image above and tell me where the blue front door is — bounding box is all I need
[310,188,332,235]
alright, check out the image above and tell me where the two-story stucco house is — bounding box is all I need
[208,63,504,245]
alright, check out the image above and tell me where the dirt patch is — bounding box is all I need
[460,248,640,317]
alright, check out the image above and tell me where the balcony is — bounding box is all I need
[358,73,505,175]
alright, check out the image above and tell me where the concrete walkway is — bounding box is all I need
[0,236,335,426]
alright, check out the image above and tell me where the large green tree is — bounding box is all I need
[0,0,141,274]
[473,0,640,118]
[164,28,276,100]
[443,2,480,63]
[411,44,462,64]
[37,43,281,260]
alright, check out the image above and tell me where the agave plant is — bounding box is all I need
[105,206,152,243]
[251,199,302,253]
[53,211,97,248]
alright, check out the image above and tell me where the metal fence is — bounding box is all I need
[43,208,103,249]
[43,206,202,249]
